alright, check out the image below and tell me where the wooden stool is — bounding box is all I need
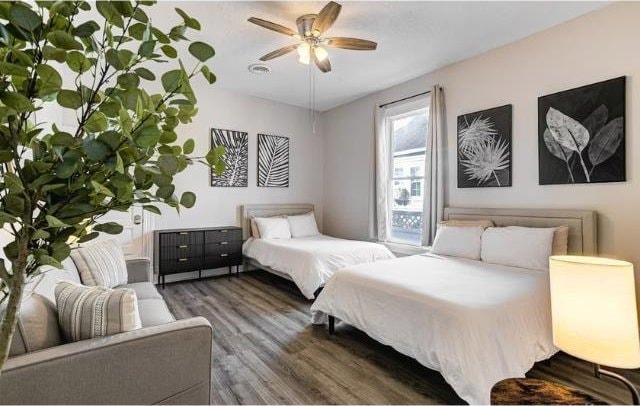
[491,378,608,405]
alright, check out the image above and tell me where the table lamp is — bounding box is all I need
[549,255,640,404]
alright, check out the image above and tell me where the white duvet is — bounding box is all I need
[311,254,557,405]
[243,235,395,299]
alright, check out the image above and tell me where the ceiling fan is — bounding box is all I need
[248,1,377,73]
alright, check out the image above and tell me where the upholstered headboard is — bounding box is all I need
[443,207,597,255]
[240,204,318,240]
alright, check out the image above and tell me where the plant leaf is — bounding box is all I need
[46,215,69,228]
[183,138,195,154]
[9,4,41,31]
[180,191,196,208]
[73,20,100,37]
[1,91,34,112]
[57,89,83,109]
[546,107,589,153]
[143,204,161,215]
[588,117,624,167]
[543,128,573,162]
[188,41,215,62]
[93,222,124,234]
[36,64,62,96]
[581,104,608,138]
[47,30,83,50]
[0,62,29,77]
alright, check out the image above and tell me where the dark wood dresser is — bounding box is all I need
[154,226,243,287]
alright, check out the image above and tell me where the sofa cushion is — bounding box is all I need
[27,265,81,303]
[71,239,128,288]
[8,293,63,357]
[137,299,175,327]
[120,282,163,300]
[55,281,141,342]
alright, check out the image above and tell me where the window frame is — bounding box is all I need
[384,95,430,246]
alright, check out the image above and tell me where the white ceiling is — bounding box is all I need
[148,1,606,111]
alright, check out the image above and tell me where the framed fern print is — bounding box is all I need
[538,76,625,185]
[457,105,512,188]
[210,128,249,187]
[257,134,289,187]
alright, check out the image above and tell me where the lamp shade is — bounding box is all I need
[549,255,640,368]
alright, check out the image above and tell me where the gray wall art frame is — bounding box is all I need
[538,76,626,185]
[210,128,249,187]
[257,133,290,187]
[457,104,512,188]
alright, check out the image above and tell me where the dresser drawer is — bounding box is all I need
[204,241,242,256]
[159,232,204,260]
[204,229,241,243]
[203,253,242,269]
[159,257,203,275]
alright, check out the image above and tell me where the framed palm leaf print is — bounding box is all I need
[457,105,512,188]
[210,128,248,187]
[257,133,289,187]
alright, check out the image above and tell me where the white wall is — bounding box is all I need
[154,85,324,232]
[322,3,640,266]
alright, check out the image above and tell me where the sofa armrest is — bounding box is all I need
[0,317,212,405]
[125,256,152,283]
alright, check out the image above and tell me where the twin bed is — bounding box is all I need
[241,204,598,405]
[241,204,395,299]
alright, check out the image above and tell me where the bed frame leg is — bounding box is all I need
[328,315,335,335]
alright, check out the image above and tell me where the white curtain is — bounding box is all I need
[422,86,445,246]
[373,105,390,242]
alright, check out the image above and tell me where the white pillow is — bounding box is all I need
[481,226,555,271]
[431,225,484,260]
[254,217,291,239]
[287,212,320,238]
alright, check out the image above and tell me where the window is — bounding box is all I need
[386,98,430,246]
[411,181,421,197]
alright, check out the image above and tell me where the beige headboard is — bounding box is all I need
[443,207,597,255]
[240,204,317,240]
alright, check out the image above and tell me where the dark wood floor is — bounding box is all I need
[160,270,639,405]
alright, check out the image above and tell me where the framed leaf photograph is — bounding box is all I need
[257,133,289,187]
[538,76,626,185]
[457,104,512,188]
[210,128,249,187]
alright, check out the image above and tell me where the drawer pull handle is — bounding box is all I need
[220,241,228,245]
[178,258,188,262]
[178,245,188,248]
[220,230,228,233]
[220,254,228,257]
[179,232,189,235]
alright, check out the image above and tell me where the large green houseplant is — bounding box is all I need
[0,0,224,372]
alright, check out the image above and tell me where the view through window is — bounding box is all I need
[388,106,429,245]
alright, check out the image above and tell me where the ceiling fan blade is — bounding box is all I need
[312,48,331,73]
[312,1,341,34]
[259,44,299,61]
[327,37,377,50]
[248,17,297,37]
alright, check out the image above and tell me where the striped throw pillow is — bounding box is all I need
[70,239,128,288]
[55,281,141,342]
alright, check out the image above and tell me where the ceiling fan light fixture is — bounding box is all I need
[298,52,311,65]
[314,46,329,62]
[297,42,310,56]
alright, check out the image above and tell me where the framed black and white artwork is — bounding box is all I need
[538,76,625,185]
[457,104,512,188]
[210,128,248,187]
[257,133,289,187]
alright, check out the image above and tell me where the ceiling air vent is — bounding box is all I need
[248,63,271,74]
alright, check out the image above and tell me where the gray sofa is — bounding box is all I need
[0,256,213,405]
